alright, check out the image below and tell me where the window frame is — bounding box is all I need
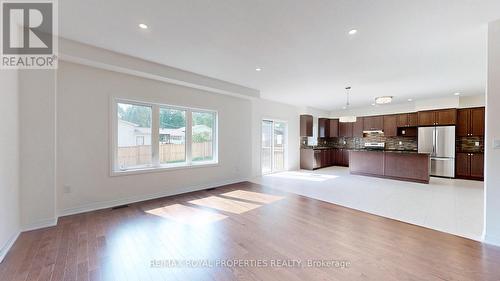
[110,97,218,176]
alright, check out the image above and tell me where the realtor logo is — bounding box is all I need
[1,0,57,69]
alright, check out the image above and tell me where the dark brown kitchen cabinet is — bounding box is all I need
[456,153,470,178]
[457,107,485,137]
[383,115,398,137]
[301,149,337,170]
[334,149,349,167]
[318,118,329,138]
[353,117,364,137]
[342,149,350,167]
[408,113,418,127]
[329,119,339,137]
[363,116,384,131]
[397,113,418,127]
[300,115,313,137]
[339,122,353,138]
[418,111,435,126]
[470,154,484,179]
[436,109,457,125]
[456,152,484,181]
[418,109,457,126]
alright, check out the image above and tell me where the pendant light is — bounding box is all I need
[339,86,357,123]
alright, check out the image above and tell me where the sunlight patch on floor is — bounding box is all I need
[266,171,339,182]
[189,196,261,214]
[145,204,227,226]
[221,190,284,204]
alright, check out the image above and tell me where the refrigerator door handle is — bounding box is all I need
[432,128,436,156]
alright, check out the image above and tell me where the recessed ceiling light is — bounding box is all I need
[342,106,347,110]
[138,23,148,29]
[255,67,262,72]
[454,92,461,96]
[407,98,413,102]
[348,29,358,35]
[371,103,376,106]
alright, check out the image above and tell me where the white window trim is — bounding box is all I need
[110,97,219,176]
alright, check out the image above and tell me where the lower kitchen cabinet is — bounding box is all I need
[335,149,350,167]
[300,148,348,170]
[456,152,484,181]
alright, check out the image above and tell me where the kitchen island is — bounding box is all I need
[350,150,431,183]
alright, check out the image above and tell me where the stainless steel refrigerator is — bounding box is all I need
[418,126,455,178]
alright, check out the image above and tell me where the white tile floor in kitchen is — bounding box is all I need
[252,166,484,241]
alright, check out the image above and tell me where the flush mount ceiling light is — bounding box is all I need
[339,86,357,123]
[138,23,148,29]
[454,92,461,96]
[255,67,262,71]
[348,29,358,35]
[375,96,393,105]
[407,98,413,102]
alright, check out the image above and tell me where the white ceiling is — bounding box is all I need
[59,0,500,111]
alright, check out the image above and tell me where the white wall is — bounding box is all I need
[483,19,500,246]
[56,61,252,215]
[250,99,301,177]
[0,70,20,262]
[18,70,57,230]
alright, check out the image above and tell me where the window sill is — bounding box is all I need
[110,161,219,177]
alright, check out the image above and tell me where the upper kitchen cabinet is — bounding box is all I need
[418,111,435,126]
[353,117,364,137]
[363,116,384,131]
[397,113,418,127]
[418,109,457,126]
[457,107,485,137]
[318,118,330,138]
[383,115,398,137]
[436,109,457,125]
[329,119,339,138]
[300,115,313,137]
[339,121,353,138]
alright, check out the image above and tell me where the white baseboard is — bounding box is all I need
[0,231,20,263]
[22,217,58,232]
[483,234,500,247]
[58,177,249,217]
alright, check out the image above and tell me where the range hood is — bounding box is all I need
[363,130,384,135]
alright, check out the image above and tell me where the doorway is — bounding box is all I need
[262,120,287,174]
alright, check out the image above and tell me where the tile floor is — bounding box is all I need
[252,167,484,241]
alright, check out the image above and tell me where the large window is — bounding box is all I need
[117,103,152,170]
[159,108,186,164]
[113,99,217,174]
[192,111,216,163]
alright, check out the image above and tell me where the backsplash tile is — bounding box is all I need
[456,136,484,153]
[312,135,418,151]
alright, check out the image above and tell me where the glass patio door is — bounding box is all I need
[261,120,286,174]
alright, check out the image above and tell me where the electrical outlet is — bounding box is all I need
[495,139,500,149]
[63,185,72,194]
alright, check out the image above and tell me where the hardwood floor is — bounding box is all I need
[1,181,500,281]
